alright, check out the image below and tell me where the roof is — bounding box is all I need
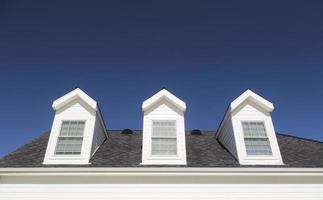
[1,131,322,168]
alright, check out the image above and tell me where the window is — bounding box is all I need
[151,120,177,156]
[242,122,272,156]
[55,121,85,155]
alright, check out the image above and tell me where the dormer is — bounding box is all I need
[141,88,187,165]
[43,88,107,165]
[216,89,284,165]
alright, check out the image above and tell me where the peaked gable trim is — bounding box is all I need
[230,89,274,113]
[142,88,186,112]
[53,88,97,111]
[216,89,274,138]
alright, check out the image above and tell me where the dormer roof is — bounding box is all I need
[52,87,98,111]
[142,88,186,112]
[230,89,274,113]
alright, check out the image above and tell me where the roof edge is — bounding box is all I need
[1,167,323,174]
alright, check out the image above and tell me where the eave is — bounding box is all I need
[1,167,323,176]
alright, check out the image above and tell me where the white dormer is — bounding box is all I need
[141,88,187,165]
[216,89,284,165]
[43,88,107,165]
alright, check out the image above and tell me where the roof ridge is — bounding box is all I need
[276,132,323,143]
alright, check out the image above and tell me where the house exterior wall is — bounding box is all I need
[1,172,322,199]
[231,101,283,165]
[91,113,107,156]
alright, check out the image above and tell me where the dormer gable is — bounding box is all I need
[142,87,186,113]
[230,89,274,114]
[141,88,187,165]
[216,89,284,165]
[43,88,107,165]
[52,88,98,111]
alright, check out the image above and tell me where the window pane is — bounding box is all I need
[59,121,85,137]
[55,121,85,155]
[55,138,83,155]
[151,138,177,156]
[245,138,272,155]
[242,122,272,155]
[152,121,176,137]
[242,122,267,137]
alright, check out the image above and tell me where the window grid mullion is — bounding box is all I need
[242,121,272,156]
[151,120,177,156]
[55,121,85,155]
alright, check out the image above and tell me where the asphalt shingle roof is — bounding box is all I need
[0,130,322,168]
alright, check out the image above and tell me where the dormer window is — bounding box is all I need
[55,121,85,155]
[43,88,108,165]
[151,120,177,156]
[216,89,284,165]
[141,88,187,165]
[242,121,272,156]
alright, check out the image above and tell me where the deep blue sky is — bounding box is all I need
[0,0,322,157]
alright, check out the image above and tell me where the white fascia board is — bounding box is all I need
[52,88,97,111]
[142,89,186,112]
[1,168,323,176]
[230,89,274,113]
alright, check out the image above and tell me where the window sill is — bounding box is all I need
[47,155,86,161]
[146,156,182,160]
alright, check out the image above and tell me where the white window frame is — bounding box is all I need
[54,120,86,156]
[142,116,186,165]
[151,120,178,157]
[242,121,272,156]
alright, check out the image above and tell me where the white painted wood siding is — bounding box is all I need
[0,169,323,200]
[217,115,237,159]
[91,113,107,156]
[1,184,323,200]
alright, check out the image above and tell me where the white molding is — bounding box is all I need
[142,88,186,112]
[1,167,323,175]
[53,88,97,111]
[230,89,274,113]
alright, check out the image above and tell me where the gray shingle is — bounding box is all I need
[0,130,322,168]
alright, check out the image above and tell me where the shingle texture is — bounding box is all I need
[0,130,322,167]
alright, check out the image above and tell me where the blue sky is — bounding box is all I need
[0,0,322,157]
